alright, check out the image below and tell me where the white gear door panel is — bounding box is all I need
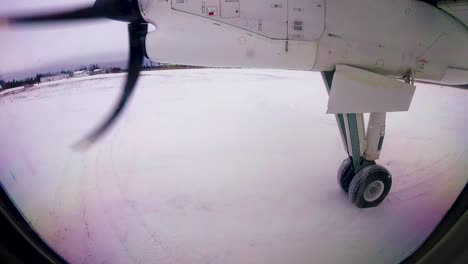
[288,0,325,41]
[327,65,416,114]
[171,0,288,39]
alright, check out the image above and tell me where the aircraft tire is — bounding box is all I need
[348,164,392,208]
[337,157,355,193]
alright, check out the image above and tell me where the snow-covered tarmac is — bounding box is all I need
[0,69,467,264]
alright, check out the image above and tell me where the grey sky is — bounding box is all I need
[0,0,129,76]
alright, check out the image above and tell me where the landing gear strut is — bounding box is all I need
[322,71,392,208]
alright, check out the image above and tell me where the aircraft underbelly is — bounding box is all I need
[139,0,468,83]
[142,0,319,70]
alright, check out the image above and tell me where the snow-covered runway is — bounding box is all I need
[0,69,467,264]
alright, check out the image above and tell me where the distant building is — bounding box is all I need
[107,68,122,74]
[91,69,103,75]
[73,70,90,78]
[40,73,69,83]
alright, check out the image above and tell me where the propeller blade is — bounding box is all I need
[74,23,148,150]
[2,0,144,25]
[3,5,108,25]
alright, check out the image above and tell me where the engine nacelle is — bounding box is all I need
[139,0,468,85]
[139,0,323,70]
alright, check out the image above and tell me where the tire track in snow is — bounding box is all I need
[107,126,183,264]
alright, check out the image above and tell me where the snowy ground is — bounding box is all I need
[0,69,467,264]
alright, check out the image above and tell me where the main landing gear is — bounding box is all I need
[322,71,392,208]
[337,157,392,208]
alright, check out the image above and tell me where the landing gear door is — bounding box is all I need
[171,0,288,40]
[288,0,325,41]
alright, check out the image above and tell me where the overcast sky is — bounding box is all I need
[0,0,129,77]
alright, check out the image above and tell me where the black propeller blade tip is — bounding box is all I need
[72,139,94,152]
[72,23,148,151]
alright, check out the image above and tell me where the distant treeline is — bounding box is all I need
[2,71,69,90]
[2,75,42,89]
[0,64,110,90]
[1,63,202,91]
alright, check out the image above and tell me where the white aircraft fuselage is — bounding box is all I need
[141,0,468,85]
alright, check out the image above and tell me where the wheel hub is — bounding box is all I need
[363,180,385,202]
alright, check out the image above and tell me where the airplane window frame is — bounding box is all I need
[0,183,67,264]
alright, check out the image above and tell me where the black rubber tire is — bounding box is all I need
[337,157,355,193]
[348,164,392,208]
